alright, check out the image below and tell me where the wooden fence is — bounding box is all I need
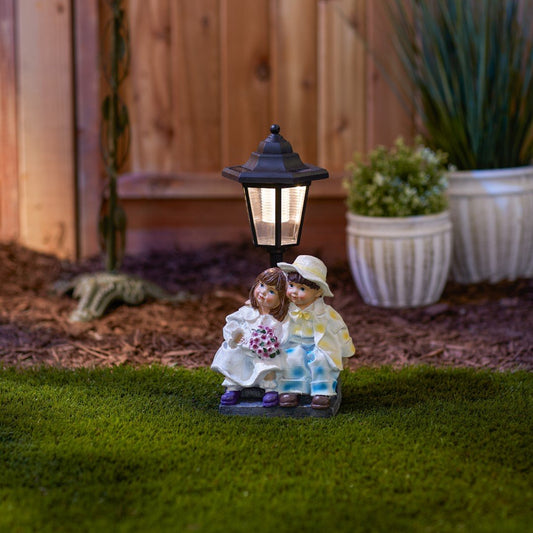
[0,0,413,262]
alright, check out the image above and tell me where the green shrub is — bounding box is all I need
[345,137,449,217]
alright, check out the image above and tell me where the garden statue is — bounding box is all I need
[213,256,355,417]
[211,267,290,408]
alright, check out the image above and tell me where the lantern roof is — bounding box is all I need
[222,124,329,185]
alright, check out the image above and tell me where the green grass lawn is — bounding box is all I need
[0,365,531,533]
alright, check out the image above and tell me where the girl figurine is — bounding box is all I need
[211,267,290,408]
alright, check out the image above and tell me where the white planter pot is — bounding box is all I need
[346,211,452,308]
[448,165,533,283]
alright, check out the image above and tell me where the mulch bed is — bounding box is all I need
[0,241,531,371]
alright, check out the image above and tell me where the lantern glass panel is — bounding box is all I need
[247,185,307,247]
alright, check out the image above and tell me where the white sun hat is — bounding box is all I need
[277,255,333,297]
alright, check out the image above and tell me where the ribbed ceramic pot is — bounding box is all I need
[346,211,452,308]
[447,166,533,283]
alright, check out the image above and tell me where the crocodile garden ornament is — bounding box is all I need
[54,272,190,322]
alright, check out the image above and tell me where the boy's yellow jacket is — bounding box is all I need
[287,298,355,369]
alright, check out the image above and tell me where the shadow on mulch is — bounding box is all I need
[0,241,531,371]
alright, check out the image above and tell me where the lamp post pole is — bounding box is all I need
[269,248,284,268]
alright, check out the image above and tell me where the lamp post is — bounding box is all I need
[222,124,329,266]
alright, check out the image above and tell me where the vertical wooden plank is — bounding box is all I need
[271,0,318,164]
[0,0,18,241]
[17,0,76,258]
[128,0,174,173]
[318,0,366,172]
[221,0,271,165]
[172,1,221,173]
[365,0,414,149]
[75,0,101,258]
[170,0,221,172]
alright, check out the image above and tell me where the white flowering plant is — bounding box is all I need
[248,325,280,359]
[345,137,450,217]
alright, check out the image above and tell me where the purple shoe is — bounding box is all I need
[220,390,241,406]
[262,391,279,408]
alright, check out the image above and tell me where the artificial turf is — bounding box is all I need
[0,365,531,532]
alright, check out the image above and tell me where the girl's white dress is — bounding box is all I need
[211,305,288,391]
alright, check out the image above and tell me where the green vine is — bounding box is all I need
[99,0,130,272]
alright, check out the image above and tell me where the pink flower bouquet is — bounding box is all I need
[248,325,280,359]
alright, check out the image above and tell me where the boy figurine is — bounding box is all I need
[277,255,355,410]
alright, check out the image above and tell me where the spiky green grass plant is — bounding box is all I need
[390,0,533,170]
[1,366,531,533]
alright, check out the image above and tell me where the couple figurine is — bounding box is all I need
[211,255,355,411]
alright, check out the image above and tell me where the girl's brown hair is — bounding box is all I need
[249,267,289,321]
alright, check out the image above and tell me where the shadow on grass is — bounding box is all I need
[2,364,529,438]
[0,364,517,418]
[339,366,503,414]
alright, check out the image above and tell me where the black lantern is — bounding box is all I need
[222,124,329,266]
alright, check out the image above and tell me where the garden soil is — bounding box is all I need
[0,242,531,371]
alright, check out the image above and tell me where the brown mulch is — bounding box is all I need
[0,241,531,372]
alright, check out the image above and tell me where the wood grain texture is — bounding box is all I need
[17,0,77,258]
[171,0,221,172]
[318,0,366,171]
[0,0,18,241]
[271,0,318,164]
[2,0,416,260]
[365,0,414,149]
[75,0,101,258]
[129,0,174,173]
[116,171,345,199]
[120,197,348,263]
[221,0,271,165]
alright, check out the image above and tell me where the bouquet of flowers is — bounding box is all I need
[248,325,280,359]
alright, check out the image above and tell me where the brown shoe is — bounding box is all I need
[311,395,331,410]
[279,393,299,407]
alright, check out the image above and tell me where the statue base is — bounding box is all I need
[218,384,341,418]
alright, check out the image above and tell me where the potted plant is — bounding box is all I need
[345,137,452,308]
[390,0,533,283]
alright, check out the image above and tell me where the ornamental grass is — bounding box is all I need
[390,0,533,170]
